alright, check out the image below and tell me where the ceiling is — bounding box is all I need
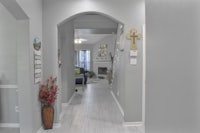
[74,14,118,45]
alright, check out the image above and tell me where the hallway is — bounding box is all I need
[41,79,143,133]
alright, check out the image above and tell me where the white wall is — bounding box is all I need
[93,35,116,62]
[0,2,19,124]
[15,0,43,132]
[146,0,200,132]
[0,2,17,85]
[111,24,126,116]
[0,0,40,132]
[43,0,145,122]
[74,14,118,29]
[59,20,75,107]
[17,19,32,133]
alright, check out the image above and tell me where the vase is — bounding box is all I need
[42,105,54,129]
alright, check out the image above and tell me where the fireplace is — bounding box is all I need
[98,67,107,75]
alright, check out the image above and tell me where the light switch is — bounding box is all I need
[130,58,137,65]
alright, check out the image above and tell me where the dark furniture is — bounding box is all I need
[75,67,87,85]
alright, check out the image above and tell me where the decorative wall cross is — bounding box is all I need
[127,28,142,50]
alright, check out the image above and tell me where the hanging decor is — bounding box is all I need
[98,44,108,57]
[127,28,142,65]
[33,37,42,84]
[127,28,142,51]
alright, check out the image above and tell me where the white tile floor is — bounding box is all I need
[40,79,144,133]
[0,79,144,133]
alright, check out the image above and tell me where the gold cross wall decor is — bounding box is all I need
[127,28,142,50]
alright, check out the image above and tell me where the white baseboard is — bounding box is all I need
[59,109,65,122]
[110,90,124,117]
[60,92,75,121]
[0,123,20,128]
[123,122,144,127]
[68,92,75,104]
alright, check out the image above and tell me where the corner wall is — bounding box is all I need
[58,20,75,106]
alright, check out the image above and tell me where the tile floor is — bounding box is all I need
[40,79,144,133]
[0,79,144,133]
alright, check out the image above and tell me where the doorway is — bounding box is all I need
[58,12,124,103]
[0,1,33,133]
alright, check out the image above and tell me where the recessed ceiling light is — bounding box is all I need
[74,38,87,44]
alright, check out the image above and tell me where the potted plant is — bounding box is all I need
[87,71,96,78]
[39,76,58,130]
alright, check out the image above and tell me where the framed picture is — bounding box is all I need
[98,44,108,57]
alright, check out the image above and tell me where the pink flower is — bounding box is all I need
[39,76,58,106]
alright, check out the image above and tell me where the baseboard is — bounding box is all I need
[67,92,75,105]
[110,90,124,116]
[0,123,20,128]
[59,109,65,122]
[59,102,68,122]
[123,122,144,127]
[61,92,75,107]
[59,93,75,125]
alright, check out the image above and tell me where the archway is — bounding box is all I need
[40,0,146,126]
[57,11,125,120]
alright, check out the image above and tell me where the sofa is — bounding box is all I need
[75,67,87,85]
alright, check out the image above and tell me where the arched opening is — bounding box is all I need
[41,1,146,127]
[58,12,124,103]
[57,11,127,129]
[57,11,124,27]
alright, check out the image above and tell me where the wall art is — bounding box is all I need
[33,37,42,84]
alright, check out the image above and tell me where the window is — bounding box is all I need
[74,50,78,66]
[79,50,91,71]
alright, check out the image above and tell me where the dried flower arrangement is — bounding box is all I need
[39,76,58,106]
